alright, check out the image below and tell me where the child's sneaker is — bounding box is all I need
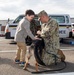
[19,62,25,67]
[15,60,20,64]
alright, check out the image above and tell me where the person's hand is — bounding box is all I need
[37,30,41,35]
[34,36,41,40]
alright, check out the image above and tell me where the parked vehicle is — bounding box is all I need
[5,14,73,39]
[49,14,73,38]
[71,23,74,37]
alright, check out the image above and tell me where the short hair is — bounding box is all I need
[25,9,35,16]
[38,10,48,17]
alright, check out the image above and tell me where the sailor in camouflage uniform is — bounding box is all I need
[37,10,64,65]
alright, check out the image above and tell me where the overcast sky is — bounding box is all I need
[0,0,74,20]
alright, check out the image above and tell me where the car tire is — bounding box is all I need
[69,32,72,38]
[5,32,11,39]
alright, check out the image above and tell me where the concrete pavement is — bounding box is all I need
[0,50,74,75]
[0,37,74,75]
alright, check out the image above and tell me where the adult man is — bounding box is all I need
[37,10,65,65]
[14,9,35,66]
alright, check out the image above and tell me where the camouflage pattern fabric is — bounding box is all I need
[41,18,61,65]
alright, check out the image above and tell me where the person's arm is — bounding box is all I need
[23,21,35,39]
[41,20,59,37]
[49,21,59,36]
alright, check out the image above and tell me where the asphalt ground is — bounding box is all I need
[0,37,74,75]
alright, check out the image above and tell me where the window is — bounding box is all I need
[66,16,69,23]
[49,15,65,23]
[13,15,40,25]
[13,15,25,23]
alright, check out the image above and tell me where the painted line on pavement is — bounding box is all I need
[0,48,74,53]
[43,72,74,75]
[0,50,16,52]
[61,48,74,50]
